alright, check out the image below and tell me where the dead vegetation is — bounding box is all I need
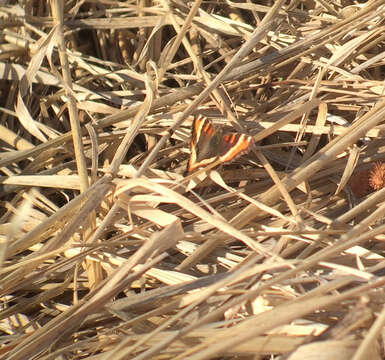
[2,0,385,359]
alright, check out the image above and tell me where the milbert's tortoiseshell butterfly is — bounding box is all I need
[187,115,253,173]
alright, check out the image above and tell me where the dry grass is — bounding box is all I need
[2,0,385,359]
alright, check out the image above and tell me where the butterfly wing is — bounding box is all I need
[187,116,221,172]
[218,133,253,163]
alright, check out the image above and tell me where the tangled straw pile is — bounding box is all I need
[2,1,385,359]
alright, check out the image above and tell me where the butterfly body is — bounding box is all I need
[187,115,253,172]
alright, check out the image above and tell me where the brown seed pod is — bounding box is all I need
[349,168,371,198]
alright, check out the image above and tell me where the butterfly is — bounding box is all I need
[187,115,253,173]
